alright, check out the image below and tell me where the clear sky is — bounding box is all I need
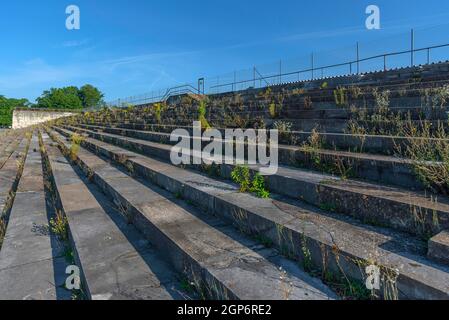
[1,0,449,102]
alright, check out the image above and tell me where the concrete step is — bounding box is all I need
[201,106,448,121]
[67,124,425,192]
[77,123,449,157]
[0,134,22,170]
[83,116,448,135]
[0,136,28,228]
[0,133,68,300]
[50,127,449,300]
[40,131,186,300]
[58,125,449,238]
[99,100,448,121]
[77,119,342,134]
[428,231,449,265]
[47,128,338,300]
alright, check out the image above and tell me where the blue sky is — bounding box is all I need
[1,0,449,102]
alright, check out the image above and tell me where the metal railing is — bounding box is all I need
[160,84,200,101]
[210,42,449,93]
[106,26,449,108]
[107,84,201,108]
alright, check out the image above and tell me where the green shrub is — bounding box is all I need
[231,165,251,192]
[251,173,270,198]
[50,211,69,242]
[153,102,166,123]
[333,87,347,107]
[70,133,84,161]
[231,166,270,198]
[198,100,211,129]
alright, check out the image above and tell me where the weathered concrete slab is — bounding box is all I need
[78,123,449,157]
[52,127,449,300]
[428,231,449,265]
[0,137,17,168]
[0,137,28,216]
[41,133,178,300]
[12,109,76,129]
[66,124,426,191]
[60,125,449,238]
[49,128,338,300]
[0,134,62,300]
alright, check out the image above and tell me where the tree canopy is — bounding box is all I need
[0,96,30,126]
[35,84,104,109]
[79,85,104,109]
[1,84,104,126]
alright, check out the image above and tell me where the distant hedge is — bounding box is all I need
[0,96,29,127]
[0,106,12,127]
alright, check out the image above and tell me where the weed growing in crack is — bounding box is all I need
[251,173,270,198]
[231,165,251,192]
[231,208,248,234]
[200,163,221,178]
[269,102,278,118]
[49,210,69,242]
[0,218,6,249]
[231,166,270,198]
[424,84,449,108]
[372,88,390,115]
[397,121,449,195]
[114,200,133,225]
[332,156,355,180]
[279,267,293,300]
[273,121,296,145]
[70,133,84,162]
[198,100,211,129]
[300,234,313,272]
[179,277,196,294]
[253,234,274,247]
[302,128,323,167]
[153,102,166,123]
[334,86,348,107]
[184,266,229,300]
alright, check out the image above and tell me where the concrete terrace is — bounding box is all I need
[1,63,449,300]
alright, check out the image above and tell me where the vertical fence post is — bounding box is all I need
[217,76,219,94]
[279,60,282,84]
[411,28,415,67]
[311,53,314,80]
[427,48,431,64]
[384,55,387,71]
[233,71,236,92]
[356,42,360,74]
[253,66,256,88]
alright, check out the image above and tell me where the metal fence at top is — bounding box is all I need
[106,24,449,108]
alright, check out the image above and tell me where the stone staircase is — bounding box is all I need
[1,65,449,300]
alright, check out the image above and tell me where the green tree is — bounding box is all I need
[78,84,104,108]
[38,87,82,109]
[35,85,102,109]
[0,96,30,126]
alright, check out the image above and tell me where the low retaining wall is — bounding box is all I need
[12,109,77,129]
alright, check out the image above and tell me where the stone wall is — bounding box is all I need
[12,109,77,129]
